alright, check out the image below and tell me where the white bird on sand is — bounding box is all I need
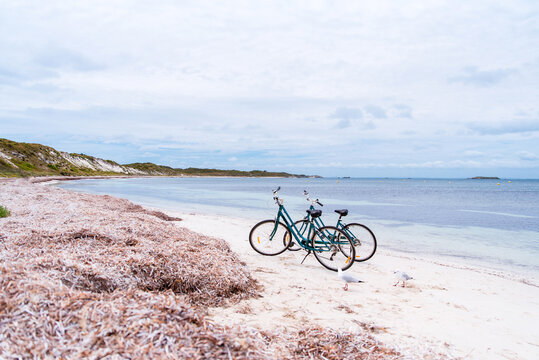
[338,268,364,291]
[393,270,413,287]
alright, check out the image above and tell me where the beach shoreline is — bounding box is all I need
[1,178,538,359]
[49,175,539,280]
[27,174,303,185]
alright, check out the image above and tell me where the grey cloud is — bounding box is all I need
[363,121,375,130]
[329,107,376,130]
[463,150,484,157]
[35,47,105,72]
[401,130,416,136]
[0,66,26,86]
[0,67,21,81]
[364,105,387,119]
[330,107,363,120]
[335,118,351,129]
[516,151,538,161]
[469,118,539,135]
[330,107,363,129]
[448,66,516,87]
[393,104,412,118]
[0,65,59,84]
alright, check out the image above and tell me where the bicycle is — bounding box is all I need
[249,187,356,271]
[287,191,377,262]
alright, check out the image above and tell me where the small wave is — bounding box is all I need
[458,209,536,219]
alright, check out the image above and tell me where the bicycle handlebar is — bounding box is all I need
[304,189,323,207]
[273,187,283,205]
[305,196,323,206]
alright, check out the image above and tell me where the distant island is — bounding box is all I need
[0,138,317,178]
[469,176,500,180]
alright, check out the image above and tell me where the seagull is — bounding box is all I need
[393,270,413,287]
[338,268,364,291]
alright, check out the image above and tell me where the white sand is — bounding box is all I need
[169,210,539,359]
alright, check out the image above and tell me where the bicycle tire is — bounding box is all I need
[249,219,291,256]
[312,226,356,271]
[343,223,377,261]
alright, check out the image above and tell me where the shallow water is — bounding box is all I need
[56,177,539,274]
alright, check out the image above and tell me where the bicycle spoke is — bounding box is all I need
[312,226,355,271]
[343,223,377,261]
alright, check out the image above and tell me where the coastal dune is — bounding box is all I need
[0,179,401,359]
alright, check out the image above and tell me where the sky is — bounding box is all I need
[0,0,538,178]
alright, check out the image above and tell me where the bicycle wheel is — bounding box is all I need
[284,219,309,251]
[343,223,377,261]
[249,219,292,256]
[312,226,355,271]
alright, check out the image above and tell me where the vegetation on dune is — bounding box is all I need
[125,164,311,177]
[469,176,500,180]
[0,138,120,177]
[0,205,10,218]
[179,167,309,177]
[125,162,179,176]
[0,138,314,178]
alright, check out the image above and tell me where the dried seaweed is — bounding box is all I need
[123,202,182,221]
[285,327,402,360]
[0,180,254,306]
[0,267,265,359]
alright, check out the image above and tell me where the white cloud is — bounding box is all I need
[0,0,538,177]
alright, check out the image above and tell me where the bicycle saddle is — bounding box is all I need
[306,209,322,218]
[334,209,348,217]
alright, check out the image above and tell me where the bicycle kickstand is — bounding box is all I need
[301,250,311,264]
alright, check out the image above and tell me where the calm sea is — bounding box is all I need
[56,177,539,275]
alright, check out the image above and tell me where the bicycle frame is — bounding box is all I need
[297,204,359,246]
[301,204,346,230]
[273,201,340,253]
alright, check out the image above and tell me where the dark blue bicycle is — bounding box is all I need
[249,187,356,271]
[286,191,377,262]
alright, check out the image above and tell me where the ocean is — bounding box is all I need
[56,177,539,275]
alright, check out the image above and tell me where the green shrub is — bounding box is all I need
[0,205,10,218]
[14,161,36,171]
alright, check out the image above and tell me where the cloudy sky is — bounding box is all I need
[1,0,538,178]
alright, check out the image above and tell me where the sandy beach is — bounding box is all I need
[1,178,538,359]
[173,211,539,359]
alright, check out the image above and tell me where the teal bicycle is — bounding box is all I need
[287,191,377,262]
[249,187,356,271]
